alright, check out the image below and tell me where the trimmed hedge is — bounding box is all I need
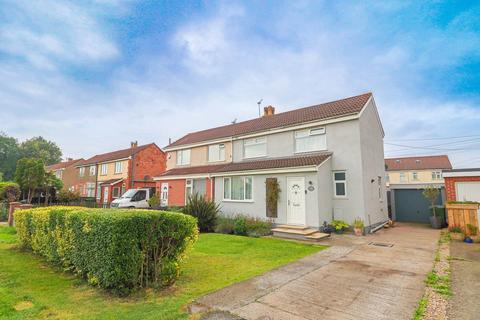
[14,206,198,295]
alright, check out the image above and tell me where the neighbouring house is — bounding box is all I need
[155,92,388,232]
[75,142,166,204]
[443,168,480,202]
[46,158,84,192]
[385,155,452,222]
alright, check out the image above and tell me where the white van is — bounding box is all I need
[110,188,155,209]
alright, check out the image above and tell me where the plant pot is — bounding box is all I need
[450,232,465,241]
[429,216,443,229]
[354,227,363,236]
[334,229,344,234]
[470,235,480,243]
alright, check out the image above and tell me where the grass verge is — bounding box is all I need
[0,226,326,319]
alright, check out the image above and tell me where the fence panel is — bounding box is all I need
[446,203,480,235]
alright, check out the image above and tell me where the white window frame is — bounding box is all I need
[412,172,418,181]
[333,171,347,198]
[86,182,95,197]
[432,171,442,180]
[208,144,226,162]
[79,167,85,177]
[378,176,383,201]
[114,161,123,174]
[294,127,327,153]
[185,179,193,204]
[101,163,108,175]
[399,172,406,182]
[177,149,191,165]
[96,185,102,199]
[55,170,63,179]
[89,165,96,176]
[222,176,254,202]
[243,137,266,159]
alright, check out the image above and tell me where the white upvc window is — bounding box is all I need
[55,170,62,179]
[96,185,101,199]
[378,176,383,201]
[208,144,225,162]
[101,163,108,175]
[432,171,442,180]
[223,176,253,201]
[295,127,326,153]
[244,137,266,158]
[176,149,191,165]
[89,165,96,176]
[185,178,207,203]
[333,171,347,198]
[114,161,123,174]
[79,167,85,177]
[412,172,418,181]
[86,182,95,197]
[399,172,406,182]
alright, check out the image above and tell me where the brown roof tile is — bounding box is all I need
[385,155,452,171]
[167,93,372,148]
[46,159,84,171]
[79,143,157,166]
[159,153,332,177]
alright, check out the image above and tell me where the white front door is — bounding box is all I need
[160,183,169,207]
[103,187,109,204]
[287,177,306,225]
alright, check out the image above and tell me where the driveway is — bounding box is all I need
[191,223,439,320]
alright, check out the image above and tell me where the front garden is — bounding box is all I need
[0,215,325,319]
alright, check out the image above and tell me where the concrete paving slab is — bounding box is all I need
[194,223,439,320]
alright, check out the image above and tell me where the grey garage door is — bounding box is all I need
[394,189,443,223]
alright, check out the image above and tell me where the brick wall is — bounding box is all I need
[444,176,480,201]
[155,177,215,207]
[131,145,166,188]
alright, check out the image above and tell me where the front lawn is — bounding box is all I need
[0,226,326,319]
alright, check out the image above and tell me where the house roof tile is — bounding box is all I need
[79,143,156,166]
[158,153,332,177]
[167,93,372,148]
[385,155,452,171]
[46,159,84,171]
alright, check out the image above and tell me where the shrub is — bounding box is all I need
[0,181,20,202]
[467,224,478,235]
[331,220,350,233]
[56,190,81,203]
[233,215,248,236]
[183,193,219,232]
[215,216,235,234]
[14,206,198,295]
[352,218,364,229]
[245,217,273,237]
[148,192,161,208]
[449,226,463,233]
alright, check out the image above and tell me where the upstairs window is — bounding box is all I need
[295,127,326,153]
[176,149,191,165]
[208,144,225,162]
[399,172,406,182]
[244,137,266,158]
[432,171,442,180]
[79,167,85,177]
[333,171,347,198]
[101,163,107,175]
[89,165,96,176]
[114,161,123,174]
[412,172,418,181]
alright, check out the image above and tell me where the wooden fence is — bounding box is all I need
[446,203,480,235]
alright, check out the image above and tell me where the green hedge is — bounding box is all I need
[14,206,198,295]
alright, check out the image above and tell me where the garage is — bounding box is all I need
[455,182,480,202]
[444,168,480,202]
[392,188,444,223]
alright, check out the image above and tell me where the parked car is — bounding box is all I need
[110,188,155,208]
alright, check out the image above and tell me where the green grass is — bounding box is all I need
[413,294,428,320]
[425,271,452,297]
[0,227,325,319]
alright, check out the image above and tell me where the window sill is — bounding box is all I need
[333,196,348,200]
[243,155,267,160]
[222,199,254,203]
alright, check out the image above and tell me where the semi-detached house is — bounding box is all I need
[155,93,388,232]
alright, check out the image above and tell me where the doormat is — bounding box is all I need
[368,242,394,247]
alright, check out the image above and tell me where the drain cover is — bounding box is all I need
[368,242,394,247]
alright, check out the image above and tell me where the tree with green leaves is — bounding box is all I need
[15,158,46,203]
[20,136,62,166]
[423,186,440,217]
[42,171,63,205]
[0,132,21,180]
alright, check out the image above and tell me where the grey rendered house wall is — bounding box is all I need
[227,112,375,226]
[358,100,389,228]
[215,171,320,227]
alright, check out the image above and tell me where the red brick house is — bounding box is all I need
[76,142,166,204]
[443,168,480,202]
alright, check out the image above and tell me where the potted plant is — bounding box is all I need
[449,226,465,241]
[331,220,349,234]
[352,218,364,236]
[422,186,442,229]
[466,224,480,243]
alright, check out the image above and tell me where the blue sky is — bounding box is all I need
[1,1,480,167]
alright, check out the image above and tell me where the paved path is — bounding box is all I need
[447,242,480,320]
[191,223,439,320]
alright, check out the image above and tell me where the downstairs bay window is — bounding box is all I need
[223,176,253,201]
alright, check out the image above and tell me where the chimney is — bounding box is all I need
[66,157,73,162]
[131,141,138,148]
[263,105,275,117]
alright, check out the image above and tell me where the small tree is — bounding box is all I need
[15,158,45,203]
[423,186,440,217]
[42,171,63,205]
